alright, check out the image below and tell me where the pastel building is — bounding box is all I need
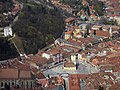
[64,60,76,70]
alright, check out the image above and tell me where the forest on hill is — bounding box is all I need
[0,0,65,60]
[13,1,65,54]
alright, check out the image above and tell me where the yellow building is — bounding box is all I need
[65,30,73,40]
[73,26,80,37]
[64,60,76,70]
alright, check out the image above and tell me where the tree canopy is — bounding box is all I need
[13,2,65,54]
[0,0,65,60]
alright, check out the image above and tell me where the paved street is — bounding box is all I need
[77,63,89,74]
[77,61,99,74]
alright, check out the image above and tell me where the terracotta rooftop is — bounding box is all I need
[37,76,64,88]
[35,72,45,79]
[61,45,80,53]
[65,30,73,34]
[109,83,120,90]
[11,59,30,70]
[0,68,18,79]
[45,48,60,55]
[69,72,118,90]
[64,60,76,67]
[0,68,32,80]
[91,30,110,37]
[19,70,31,79]
[68,39,83,46]
[78,37,95,45]
[107,51,120,58]
[28,55,48,65]
[65,17,75,23]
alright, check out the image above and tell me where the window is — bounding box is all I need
[21,81,23,88]
[12,82,14,87]
[26,81,28,88]
[1,82,3,87]
[30,81,32,88]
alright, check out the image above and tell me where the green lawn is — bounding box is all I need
[11,34,25,54]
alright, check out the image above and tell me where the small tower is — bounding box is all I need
[109,27,112,36]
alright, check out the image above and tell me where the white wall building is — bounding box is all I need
[4,27,12,37]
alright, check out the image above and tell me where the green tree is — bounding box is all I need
[102,19,118,25]
[13,1,65,54]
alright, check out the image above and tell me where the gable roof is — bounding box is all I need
[0,68,18,79]
[91,30,110,37]
[19,70,31,79]
[65,17,75,23]
[0,68,32,80]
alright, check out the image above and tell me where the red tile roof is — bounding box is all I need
[65,17,75,23]
[28,55,48,65]
[45,48,60,55]
[91,30,110,37]
[35,72,45,79]
[69,74,81,90]
[0,68,18,79]
[20,70,31,79]
[68,39,82,46]
[65,30,73,34]
[64,60,76,67]
[69,72,118,90]
[109,83,120,90]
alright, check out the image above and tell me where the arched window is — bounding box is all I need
[26,81,28,89]
[1,82,3,87]
[12,82,14,86]
[8,82,10,87]
[21,81,23,88]
[30,81,33,88]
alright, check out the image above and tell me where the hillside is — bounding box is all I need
[0,0,65,60]
[13,0,65,54]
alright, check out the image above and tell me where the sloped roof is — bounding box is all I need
[0,68,18,79]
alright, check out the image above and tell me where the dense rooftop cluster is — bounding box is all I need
[0,0,120,90]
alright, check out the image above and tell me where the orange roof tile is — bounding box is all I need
[91,30,110,37]
[69,72,117,90]
[68,39,82,46]
[64,60,76,67]
[65,30,73,34]
[92,25,102,30]
[0,68,18,79]
[35,72,45,79]
[20,70,31,79]
[28,55,48,65]
[65,17,75,23]
[46,48,59,55]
